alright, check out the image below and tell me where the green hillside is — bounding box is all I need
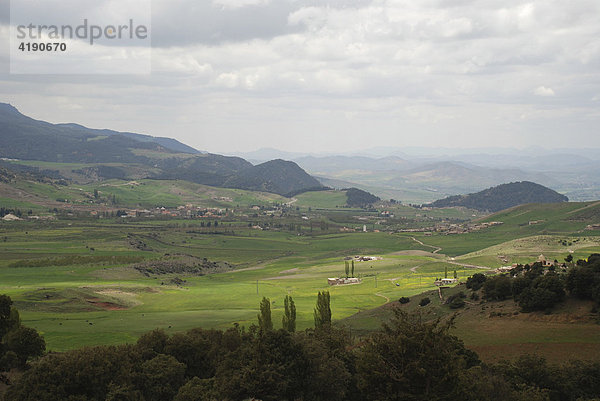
[412,201,600,257]
[430,181,568,212]
[0,104,322,196]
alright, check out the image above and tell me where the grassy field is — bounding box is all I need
[0,219,451,350]
[2,178,600,362]
[0,178,289,210]
[3,215,599,354]
[294,190,348,209]
[340,284,600,364]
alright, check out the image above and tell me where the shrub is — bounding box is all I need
[518,273,565,312]
[419,297,431,307]
[483,275,512,301]
[398,297,410,304]
[466,273,487,291]
[449,297,465,309]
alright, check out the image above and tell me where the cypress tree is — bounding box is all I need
[314,291,331,329]
[258,297,272,332]
[282,295,296,332]
[345,261,350,278]
[351,260,355,277]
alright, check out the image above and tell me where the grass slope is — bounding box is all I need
[340,284,600,363]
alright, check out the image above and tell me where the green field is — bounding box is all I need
[2,179,600,360]
[1,177,289,210]
[0,220,449,350]
[294,190,348,209]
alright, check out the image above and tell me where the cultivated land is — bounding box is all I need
[1,179,600,362]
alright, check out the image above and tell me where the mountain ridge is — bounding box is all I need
[0,103,322,196]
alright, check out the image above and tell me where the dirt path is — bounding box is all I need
[410,264,422,273]
[567,200,600,215]
[411,237,442,254]
[447,260,491,270]
[410,237,492,270]
[231,264,266,273]
[375,293,390,303]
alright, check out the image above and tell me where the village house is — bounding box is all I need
[434,278,457,286]
[328,277,360,286]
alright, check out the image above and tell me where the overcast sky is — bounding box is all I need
[1,0,599,154]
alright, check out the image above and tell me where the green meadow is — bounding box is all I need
[1,184,600,357]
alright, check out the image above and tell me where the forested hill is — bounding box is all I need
[345,187,380,207]
[0,103,200,162]
[429,181,569,212]
[0,103,324,196]
[223,159,323,197]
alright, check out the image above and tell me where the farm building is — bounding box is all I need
[434,278,457,286]
[328,277,360,286]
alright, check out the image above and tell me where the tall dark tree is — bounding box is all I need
[345,261,350,278]
[356,309,479,401]
[351,260,355,277]
[314,291,331,329]
[4,326,45,368]
[282,295,296,332]
[258,297,273,332]
[0,295,12,336]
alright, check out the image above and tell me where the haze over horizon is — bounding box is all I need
[1,0,599,154]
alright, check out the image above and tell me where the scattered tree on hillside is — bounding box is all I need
[517,273,565,312]
[466,273,487,291]
[483,275,512,301]
[258,297,273,332]
[282,295,296,332]
[314,291,331,329]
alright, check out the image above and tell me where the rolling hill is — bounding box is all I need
[0,103,323,196]
[222,159,323,197]
[429,181,568,212]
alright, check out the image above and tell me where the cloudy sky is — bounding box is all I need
[1,0,599,154]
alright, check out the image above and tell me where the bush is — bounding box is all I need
[449,297,465,309]
[483,275,512,301]
[398,297,410,304]
[466,273,487,291]
[419,297,431,307]
[518,273,565,312]
[445,292,466,309]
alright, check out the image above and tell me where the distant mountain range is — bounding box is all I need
[0,103,322,197]
[233,148,599,203]
[429,181,569,212]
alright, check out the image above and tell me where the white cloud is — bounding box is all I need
[534,86,555,97]
[1,0,600,152]
[212,0,271,10]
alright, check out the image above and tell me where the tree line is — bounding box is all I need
[4,286,600,400]
[467,253,600,312]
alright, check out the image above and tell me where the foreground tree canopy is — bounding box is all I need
[5,254,600,400]
[0,295,45,371]
[5,307,600,401]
